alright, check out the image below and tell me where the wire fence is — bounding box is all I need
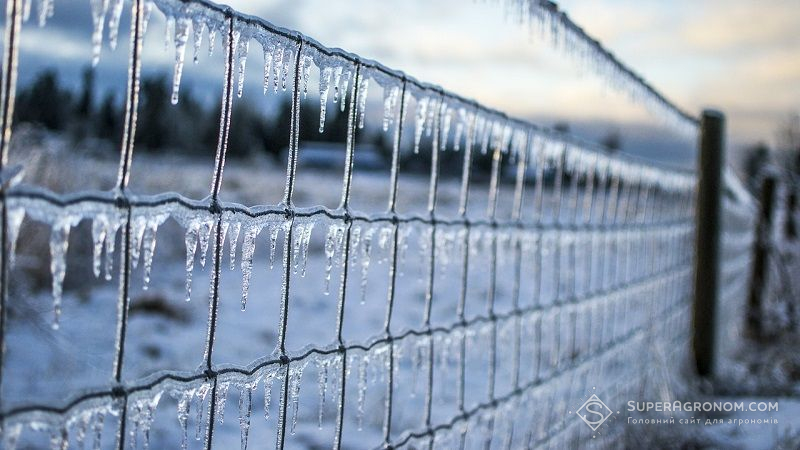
[0,0,764,449]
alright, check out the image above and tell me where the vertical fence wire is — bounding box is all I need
[0,0,22,413]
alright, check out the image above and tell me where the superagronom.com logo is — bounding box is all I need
[576,394,613,430]
[569,387,619,436]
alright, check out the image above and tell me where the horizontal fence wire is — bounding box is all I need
[501,0,700,136]
[0,0,756,449]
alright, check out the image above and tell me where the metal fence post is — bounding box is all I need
[747,174,776,340]
[692,109,725,377]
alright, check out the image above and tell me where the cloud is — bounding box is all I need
[680,0,800,54]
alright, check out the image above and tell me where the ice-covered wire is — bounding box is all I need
[503,0,699,136]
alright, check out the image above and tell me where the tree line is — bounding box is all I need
[13,67,500,177]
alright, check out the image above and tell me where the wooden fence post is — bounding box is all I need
[785,189,796,240]
[693,110,725,377]
[747,174,776,340]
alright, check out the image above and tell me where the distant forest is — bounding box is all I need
[13,67,496,176]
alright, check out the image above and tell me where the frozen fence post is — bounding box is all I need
[746,174,776,340]
[692,109,725,377]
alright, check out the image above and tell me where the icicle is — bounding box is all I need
[132,392,162,450]
[217,381,230,424]
[141,215,167,289]
[289,362,307,435]
[440,106,452,151]
[414,97,430,154]
[90,0,109,66]
[171,17,191,105]
[318,67,332,133]
[50,217,76,330]
[164,15,175,51]
[184,220,201,302]
[92,410,105,450]
[195,383,210,441]
[382,85,399,132]
[23,0,32,22]
[268,223,280,270]
[235,33,249,98]
[192,20,204,64]
[49,425,68,450]
[356,354,369,430]
[91,215,108,278]
[349,225,362,270]
[104,219,119,281]
[74,412,90,449]
[315,357,329,429]
[295,221,314,277]
[359,226,374,304]
[130,401,141,450]
[425,97,437,138]
[272,45,284,93]
[177,390,192,450]
[331,66,343,104]
[240,225,259,311]
[228,221,241,270]
[301,55,311,99]
[280,47,292,91]
[453,111,465,152]
[141,1,153,35]
[357,77,370,129]
[129,216,147,270]
[218,219,230,263]
[207,25,217,57]
[262,45,274,94]
[197,219,214,268]
[263,367,282,420]
[329,354,344,449]
[291,223,303,275]
[37,0,53,27]
[106,0,124,49]
[238,383,253,450]
[323,224,343,295]
[140,401,157,450]
[378,227,392,252]
[339,70,352,113]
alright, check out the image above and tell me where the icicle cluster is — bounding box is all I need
[347,224,393,304]
[501,0,698,136]
[1,400,115,450]
[128,391,163,450]
[322,223,347,295]
[316,61,354,133]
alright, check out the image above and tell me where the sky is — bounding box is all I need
[224,0,800,161]
[9,0,800,167]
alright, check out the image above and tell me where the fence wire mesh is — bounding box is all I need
[716,170,758,370]
[0,0,723,449]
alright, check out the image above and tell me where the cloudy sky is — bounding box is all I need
[12,0,800,166]
[225,0,798,146]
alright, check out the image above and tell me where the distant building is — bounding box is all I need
[281,141,388,172]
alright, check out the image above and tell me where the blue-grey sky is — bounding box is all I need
[11,0,800,166]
